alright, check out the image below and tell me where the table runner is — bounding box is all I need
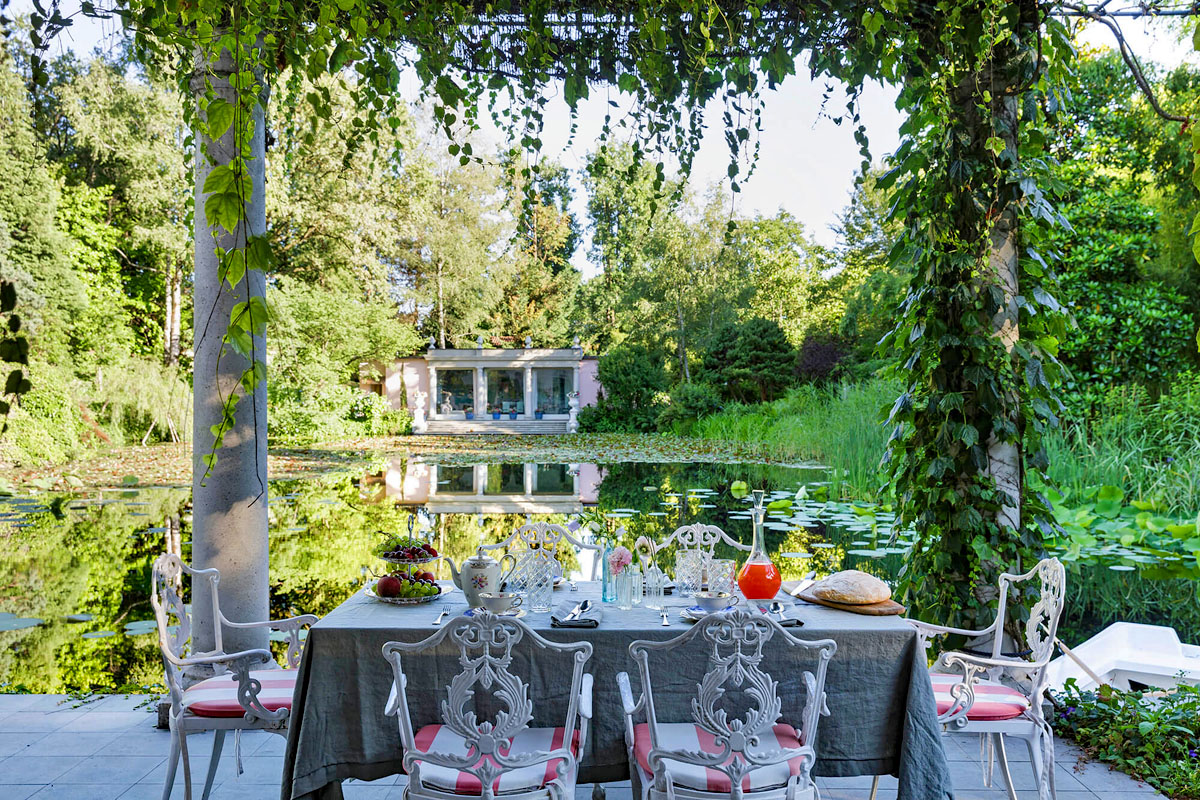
[282,582,954,800]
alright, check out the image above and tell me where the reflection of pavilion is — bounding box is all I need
[385,458,602,515]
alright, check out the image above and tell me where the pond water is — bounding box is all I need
[2,456,1197,694]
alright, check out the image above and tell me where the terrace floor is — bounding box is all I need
[0,694,1165,800]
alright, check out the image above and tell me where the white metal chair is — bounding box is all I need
[151,553,318,800]
[905,557,1066,800]
[658,523,752,558]
[383,610,594,800]
[618,608,837,800]
[482,521,604,582]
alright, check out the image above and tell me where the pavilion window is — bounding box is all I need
[436,369,474,414]
[485,463,524,494]
[486,369,525,413]
[532,463,572,495]
[437,465,475,494]
[534,368,571,414]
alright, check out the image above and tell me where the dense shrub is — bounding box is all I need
[657,381,723,433]
[703,317,795,403]
[1052,680,1200,799]
[795,337,848,384]
[269,387,411,445]
[582,343,668,433]
[0,368,87,465]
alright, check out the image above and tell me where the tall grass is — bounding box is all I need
[677,374,1200,512]
[681,381,895,499]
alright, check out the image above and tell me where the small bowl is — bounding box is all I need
[692,591,733,613]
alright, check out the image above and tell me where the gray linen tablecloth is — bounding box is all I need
[282,582,954,800]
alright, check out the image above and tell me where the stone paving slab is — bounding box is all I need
[0,695,1169,799]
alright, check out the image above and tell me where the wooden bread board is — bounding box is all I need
[796,589,906,616]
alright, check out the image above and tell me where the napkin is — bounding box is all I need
[551,602,602,628]
[756,606,803,627]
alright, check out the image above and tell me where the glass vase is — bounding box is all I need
[616,566,641,610]
[737,489,782,600]
[601,538,616,602]
[643,565,666,610]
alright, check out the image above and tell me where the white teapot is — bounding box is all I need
[446,547,517,608]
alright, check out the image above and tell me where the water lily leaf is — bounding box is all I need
[65,613,94,623]
[0,616,43,631]
[82,630,117,638]
[729,481,749,499]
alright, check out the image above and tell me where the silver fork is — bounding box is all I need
[433,606,451,626]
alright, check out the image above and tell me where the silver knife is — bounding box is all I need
[563,599,591,622]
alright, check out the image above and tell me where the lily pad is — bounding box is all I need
[65,613,94,623]
[82,630,118,639]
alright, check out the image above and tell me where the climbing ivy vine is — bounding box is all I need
[26,0,1190,632]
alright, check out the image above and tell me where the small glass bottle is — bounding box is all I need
[601,536,616,602]
[616,565,641,610]
[737,489,782,600]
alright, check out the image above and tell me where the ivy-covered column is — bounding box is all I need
[189,47,270,659]
[888,0,1062,635]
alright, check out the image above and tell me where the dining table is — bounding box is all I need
[281,580,955,800]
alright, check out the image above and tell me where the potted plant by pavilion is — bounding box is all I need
[464,406,475,420]
[534,406,544,420]
[508,405,519,420]
[489,403,501,420]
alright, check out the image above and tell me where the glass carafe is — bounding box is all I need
[737,489,782,600]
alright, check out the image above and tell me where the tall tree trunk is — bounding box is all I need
[163,263,182,367]
[437,260,446,349]
[189,48,270,660]
[676,300,689,382]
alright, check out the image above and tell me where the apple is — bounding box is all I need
[377,575,402,597]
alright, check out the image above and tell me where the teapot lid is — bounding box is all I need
[466,546,495,564]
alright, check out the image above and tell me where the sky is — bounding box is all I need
[15,1,1200,277]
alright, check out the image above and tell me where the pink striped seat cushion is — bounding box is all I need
[929,672,1030,721]
[411,724,580,795]
[181,669,297,718]
[632,722,808,793]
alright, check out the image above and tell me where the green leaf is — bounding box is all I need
[985,136,1006,156]
[205,98,235,140]
[204,192,244,234]
[730,480,749,499]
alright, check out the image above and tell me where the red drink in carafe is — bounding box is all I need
[738,560,782,600]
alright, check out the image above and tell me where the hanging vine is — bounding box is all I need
[29,0,1191,630]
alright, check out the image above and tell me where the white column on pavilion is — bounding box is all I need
[524,365,534,419]
[428,365,438,419]
[476,366,486,415]
[524,463,534,496]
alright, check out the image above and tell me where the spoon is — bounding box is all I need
[769,601,788,624]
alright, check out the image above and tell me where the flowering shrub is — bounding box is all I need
[1052,679,1200,798]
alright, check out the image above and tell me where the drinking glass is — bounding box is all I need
[676,549,704,598]
[709,559,737,595]
[643,565,666,610]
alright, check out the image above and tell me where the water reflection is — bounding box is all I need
[1,458,1195,694]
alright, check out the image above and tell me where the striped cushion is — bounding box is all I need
[929,672,1030,721]
[411,724,580,794]
[632,722,808,793]
[181,669,297,718]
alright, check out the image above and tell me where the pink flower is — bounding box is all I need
[608,546,633,576]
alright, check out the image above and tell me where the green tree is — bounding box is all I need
[703,317,795,403]
[581,343,668,432]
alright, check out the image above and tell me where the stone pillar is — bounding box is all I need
[524,365,534,419]
[524,463,534,497]
[190,49,269,658]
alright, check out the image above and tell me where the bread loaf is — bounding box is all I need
[809,570,891,605]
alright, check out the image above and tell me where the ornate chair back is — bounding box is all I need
[482,521,602,584]
[629,609,836,799]
[659,523,751,558]
[151,553,225,710]
[988,558,1067,690]
[383,612,593,800]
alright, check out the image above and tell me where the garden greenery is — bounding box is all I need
[24,0,1192,631]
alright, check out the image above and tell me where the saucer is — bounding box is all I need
[679,604,736,622]
[464,607,526,619]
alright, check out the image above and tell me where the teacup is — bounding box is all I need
[692,591,733,613]
[477,592,523,614]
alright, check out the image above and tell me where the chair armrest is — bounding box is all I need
[221,613,319,630]
[908,618,998,640]
[616,671,642,716]
[162,647,273,670]
[579,673,593,720]
[943,650,1050,673]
